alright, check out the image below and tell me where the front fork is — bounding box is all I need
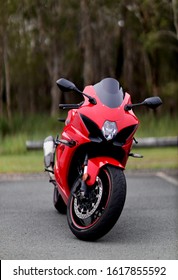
[80,154,89,197]
[79,154,124,195]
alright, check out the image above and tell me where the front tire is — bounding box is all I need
[67,165,126,241]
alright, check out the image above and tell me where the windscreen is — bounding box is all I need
[93,78,124,108]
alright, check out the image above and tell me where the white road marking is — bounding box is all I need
[156,171,178,186]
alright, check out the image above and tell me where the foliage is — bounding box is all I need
[127,147,178,170]
[0,112,177,156]
[0,0,178,119]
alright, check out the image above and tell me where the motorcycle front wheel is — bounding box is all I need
[67,165,126,241]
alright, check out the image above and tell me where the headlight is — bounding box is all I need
[102,121,118,141]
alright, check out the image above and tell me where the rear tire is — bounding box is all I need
[53,186,67,214]
[67,165,126,241]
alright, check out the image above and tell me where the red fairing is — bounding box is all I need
[86,157,124,186]
[80,85,138,131]
[54,79,139,203]
[44,77,162,241]
[54,111,90,204]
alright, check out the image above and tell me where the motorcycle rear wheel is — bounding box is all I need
[67,165,126,241]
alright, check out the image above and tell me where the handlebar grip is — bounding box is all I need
[59,102,83,109]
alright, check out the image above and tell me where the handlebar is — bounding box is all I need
[59,102,84,110]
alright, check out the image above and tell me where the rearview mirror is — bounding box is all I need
[142,96,162,109]
[56,78,78,92]
[125,96,162,111]
[56,78,97,105]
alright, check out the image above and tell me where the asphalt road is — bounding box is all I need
[0,172,177,260]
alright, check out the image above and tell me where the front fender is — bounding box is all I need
[86,157,124,186]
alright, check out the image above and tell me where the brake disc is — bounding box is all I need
[73,177,103,219]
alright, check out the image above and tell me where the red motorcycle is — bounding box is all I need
[43,77,162,241]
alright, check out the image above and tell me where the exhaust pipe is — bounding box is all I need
[43,136,55,182]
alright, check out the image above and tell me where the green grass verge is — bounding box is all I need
[127,147,178,170]
[0,113,177,173]
[0,147,177,174]
[0,152,44,173]
[135,112,178,137]
[0,113,177,153]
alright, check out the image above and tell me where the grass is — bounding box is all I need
[0,152,44,173]
[0,148,177,174]
[0,114,64,155]
[127,147,178,170]
[0,113,177,173]
[134,112,178,137]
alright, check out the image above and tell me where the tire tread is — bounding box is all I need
[67,165,126,240]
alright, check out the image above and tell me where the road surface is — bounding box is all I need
[0,171,177,259]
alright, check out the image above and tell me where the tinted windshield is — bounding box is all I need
[93,78,124,108]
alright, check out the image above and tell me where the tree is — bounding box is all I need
[24,0,81,116]
[80,0,119,85]
[0,22,3,117]
[0,0,177,118]
[0,0,15,120]
[115,0,178,106]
